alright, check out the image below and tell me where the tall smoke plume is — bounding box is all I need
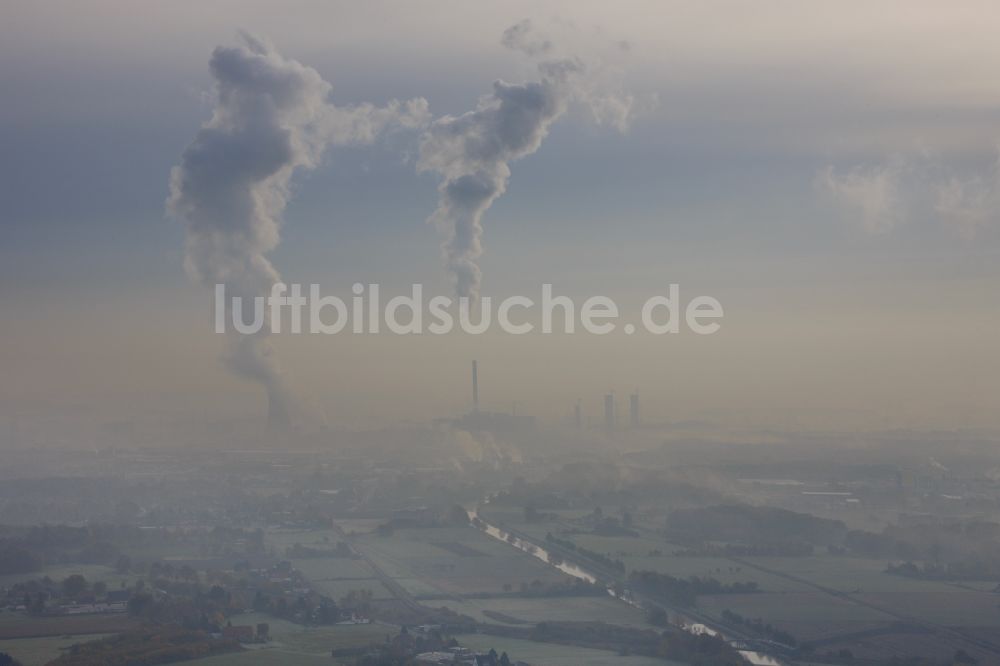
[417,20,640,299]
[168,34,428,426]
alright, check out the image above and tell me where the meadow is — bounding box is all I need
[352,526,569,597]
[454,633,686,666]
[186,613,392,666]
[0,634,113,666]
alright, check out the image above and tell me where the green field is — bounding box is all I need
[443,595,650,628]
[187,651,333,666]
[698,590,894,641]
[353,526,569,596]
[292,557,379,580]
[454,633,686,666]
[265,527,346,551]
[309,577,394,601]
[742,556,1000,627]
[0,564,136,590]
[0,634,113,666]
[185,625,682,666]
[507,526,1000,642]
[186,613,393,666]
[268,518,1000,661]
[0,613,136,641]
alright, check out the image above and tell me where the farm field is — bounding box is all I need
[258,517,1000,663]
[741,556,1000,627]
[188,651,332,666]
[442,595,650,628]
[332,519,385,535]
[265,527,346,551]
[477,506,569,541]
[0,634,113,666]
[827,632,995,664]
[743,556,897,590]
[0,564,135,590]
[0,613,136,641]
[697,590,895,642]
[309,577,394,601]
[291,557,379,580]
[186,613,392,666]
[454,633,686,666]
[353,526,570,596]
[624,555,805,592]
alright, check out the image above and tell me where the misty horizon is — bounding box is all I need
[2,5,1000,666]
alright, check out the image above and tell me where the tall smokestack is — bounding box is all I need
[472,360,479,411]
[574,399,582,429]
[630,392,639,428]
[604,392,615,431]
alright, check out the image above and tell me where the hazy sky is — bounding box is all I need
[2,1,999,440]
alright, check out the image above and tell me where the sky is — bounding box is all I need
[2,1,999,442]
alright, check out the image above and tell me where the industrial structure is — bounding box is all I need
[447,361,534,432]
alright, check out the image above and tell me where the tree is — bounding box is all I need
[646,604,668,627]
[0,652,24,666]
[0,546,41,575]
[61,574,88,599]
[316,599,340,624]
[449,504,471,525]
[209,585,228,602]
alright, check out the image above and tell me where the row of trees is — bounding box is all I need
[628,570,758,608]
[545,533,626,573]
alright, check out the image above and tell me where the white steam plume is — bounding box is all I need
[417,20,641,299]
[168,34,428,426]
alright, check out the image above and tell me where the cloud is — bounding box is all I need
[818,151,1000,238]
[817,163,904,234]
[934,157,1000,239]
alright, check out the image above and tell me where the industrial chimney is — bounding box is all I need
[604,392,615,431]
[629,392,640,428]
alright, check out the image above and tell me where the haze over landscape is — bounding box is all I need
[2,3,1000,666]
[4,1,999,438]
